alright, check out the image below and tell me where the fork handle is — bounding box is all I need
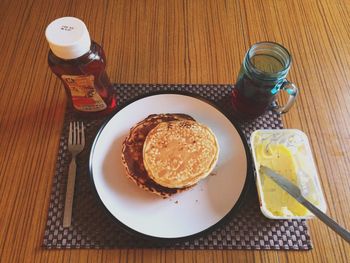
[63,157,77,227]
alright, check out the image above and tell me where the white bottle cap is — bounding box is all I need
[45,17,91,59]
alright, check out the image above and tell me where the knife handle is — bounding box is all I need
[298,196,350,243]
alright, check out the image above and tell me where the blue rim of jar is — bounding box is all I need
[244,41,292,82]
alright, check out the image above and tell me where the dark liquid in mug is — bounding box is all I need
[232,54,285,120]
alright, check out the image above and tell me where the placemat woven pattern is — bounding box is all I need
[43,84,312,250]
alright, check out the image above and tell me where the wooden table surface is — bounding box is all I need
[0,0,349,262]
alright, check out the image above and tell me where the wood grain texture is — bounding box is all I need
[0,0,349,262]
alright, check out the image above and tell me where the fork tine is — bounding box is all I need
[68,122,73,145]
[81,122,85,146]
[73,121,77,144]
[76,121,79,144]
[77,121,80,144]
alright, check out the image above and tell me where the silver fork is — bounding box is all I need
[63,121,85,227]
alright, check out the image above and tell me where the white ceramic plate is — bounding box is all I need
[90,93,250,240]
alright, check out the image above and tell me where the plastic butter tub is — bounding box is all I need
[250,129,327,219]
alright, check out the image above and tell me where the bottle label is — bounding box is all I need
[61,75,107,112]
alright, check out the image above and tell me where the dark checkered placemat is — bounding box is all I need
[43,84,312,250]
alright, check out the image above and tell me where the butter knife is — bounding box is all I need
[260,165,350,243]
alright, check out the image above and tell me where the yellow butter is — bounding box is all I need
[255,143,308,217]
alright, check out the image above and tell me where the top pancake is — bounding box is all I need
[143,120,219,188]
[121,113,195,198]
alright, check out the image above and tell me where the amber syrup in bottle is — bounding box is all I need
[45,17,117,118]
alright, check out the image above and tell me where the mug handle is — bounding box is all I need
[273,80,299,114]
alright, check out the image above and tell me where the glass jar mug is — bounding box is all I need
[232,42,299,120]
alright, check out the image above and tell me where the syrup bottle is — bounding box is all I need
[45,17,117,117]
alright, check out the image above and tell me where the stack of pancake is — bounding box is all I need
[121,114,219,198]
